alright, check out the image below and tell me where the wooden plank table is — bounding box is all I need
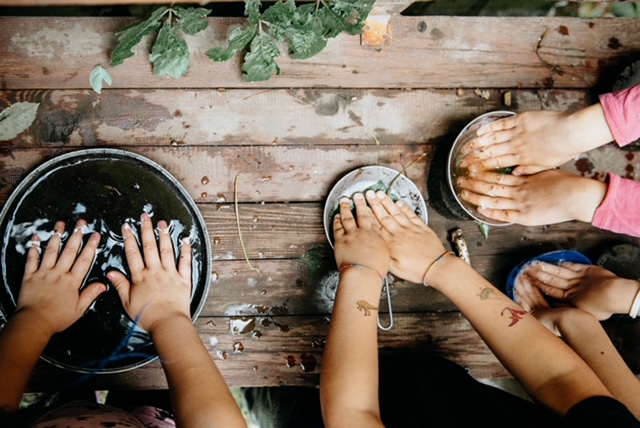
[1,4,640,390]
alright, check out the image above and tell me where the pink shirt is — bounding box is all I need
[592,86,640,237]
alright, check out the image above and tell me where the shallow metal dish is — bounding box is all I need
[0,149,211,373]
[323,166,428,247]
[447,110,515,226]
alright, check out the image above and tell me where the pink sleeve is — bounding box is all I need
[599,85,640,147]
[592,173,640,238]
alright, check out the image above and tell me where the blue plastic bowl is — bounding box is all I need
[506,250,592,301]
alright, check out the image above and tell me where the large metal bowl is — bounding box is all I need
[447,111,515,226]
[323,166,427,247]
[0,149,211,373]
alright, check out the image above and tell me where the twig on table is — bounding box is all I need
[234,175,261,277]
[386,152,427,195]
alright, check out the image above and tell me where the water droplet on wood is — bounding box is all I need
[216,350,228,360]
[285,355,296,368]
[233,342,244,353]
[201,176,209,185]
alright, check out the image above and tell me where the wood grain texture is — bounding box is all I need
[1,16,639,89]
[0,88,592,147]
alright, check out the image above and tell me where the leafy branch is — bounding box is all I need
[208,0,375,82]
[107,0,374,82]
[110,6,210,78]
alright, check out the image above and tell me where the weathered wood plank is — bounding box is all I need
[0,89,591,147]
[1,138,637,204]
[1,16,639,89]
[28,312,507,391]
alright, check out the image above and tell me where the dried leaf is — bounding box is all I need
[89,64,113,94]
[0,102,40,141]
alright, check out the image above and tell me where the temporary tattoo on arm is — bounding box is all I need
[478,287,497,301]
[356,300,378,316]
[501,307,527,327]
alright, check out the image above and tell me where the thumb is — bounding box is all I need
[108,270,131,307]
[512,165,545,176]
[78,282,107,313]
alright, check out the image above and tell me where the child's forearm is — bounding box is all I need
[321,268,384,428]
[151,315,246,428]
[0,310,54,412]
[555,309,640,418]
[428,257,610,415]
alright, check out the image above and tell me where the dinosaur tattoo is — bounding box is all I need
[357,300,378,316]
[501,307,527,326]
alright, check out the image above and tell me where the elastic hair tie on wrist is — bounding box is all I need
[422,251,455,287]
[629,287,640,318]
[339,263,385,282]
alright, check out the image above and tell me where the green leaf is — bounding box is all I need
[321,0,375,37]
[175,6,210,35]
[612,2,640,18]
[242,33,281,82]
[149,19,190,78]
[261,1,326,60]
[476,221,490,240]
[110,6,168,66]
[89,64,113,94]
[207,24,258,62]
[289,27,327,59]
[0,102,40,141]
[245,0,262,24]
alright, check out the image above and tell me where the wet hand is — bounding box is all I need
[16,220,106,336]
[109,213,192,334]
[365,190,447,284]
[333,193,389,279]
[458,110,601,175]
[523,261,640,321]
[456,169,606,226]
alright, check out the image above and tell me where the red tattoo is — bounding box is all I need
[501,307,527,327]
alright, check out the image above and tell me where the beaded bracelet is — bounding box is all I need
[629,287,640,319]
[339,263,385,282]
[422,251,455,286]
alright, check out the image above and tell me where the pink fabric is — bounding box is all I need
[599,85,640,147]
[31,400,176,428]
[592,173,640,238]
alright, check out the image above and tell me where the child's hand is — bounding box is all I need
[365,190,447,284]
[456,169,606,226]
[523,261,640,321]
[108,213,192,334]
[333,193,389,280]
[16,220,106,336]
[458,106,612,175]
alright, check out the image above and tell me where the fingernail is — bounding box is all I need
[396,200,404,207]
[376,190,386,199]
[157,220,169,234]
[181,237,191,245]
[123,223,131,231]
[365,190,375,199]
[53,221,65,236]
[339,197,350,204]
[141,212,150,222]
[90,232,100,241]
[107,272,115,281]
[353,193,364,201]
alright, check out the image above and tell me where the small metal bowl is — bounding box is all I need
[447,110,515,226]
[323,166,427,247]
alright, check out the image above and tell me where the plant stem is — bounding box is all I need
[386,152,427,195]
[234,175,261,277]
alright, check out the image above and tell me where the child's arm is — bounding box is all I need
[320,194,388,428]
[0,221,106,412]
[110,213,246,428]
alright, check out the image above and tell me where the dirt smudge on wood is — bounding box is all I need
[98,91,172,132]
